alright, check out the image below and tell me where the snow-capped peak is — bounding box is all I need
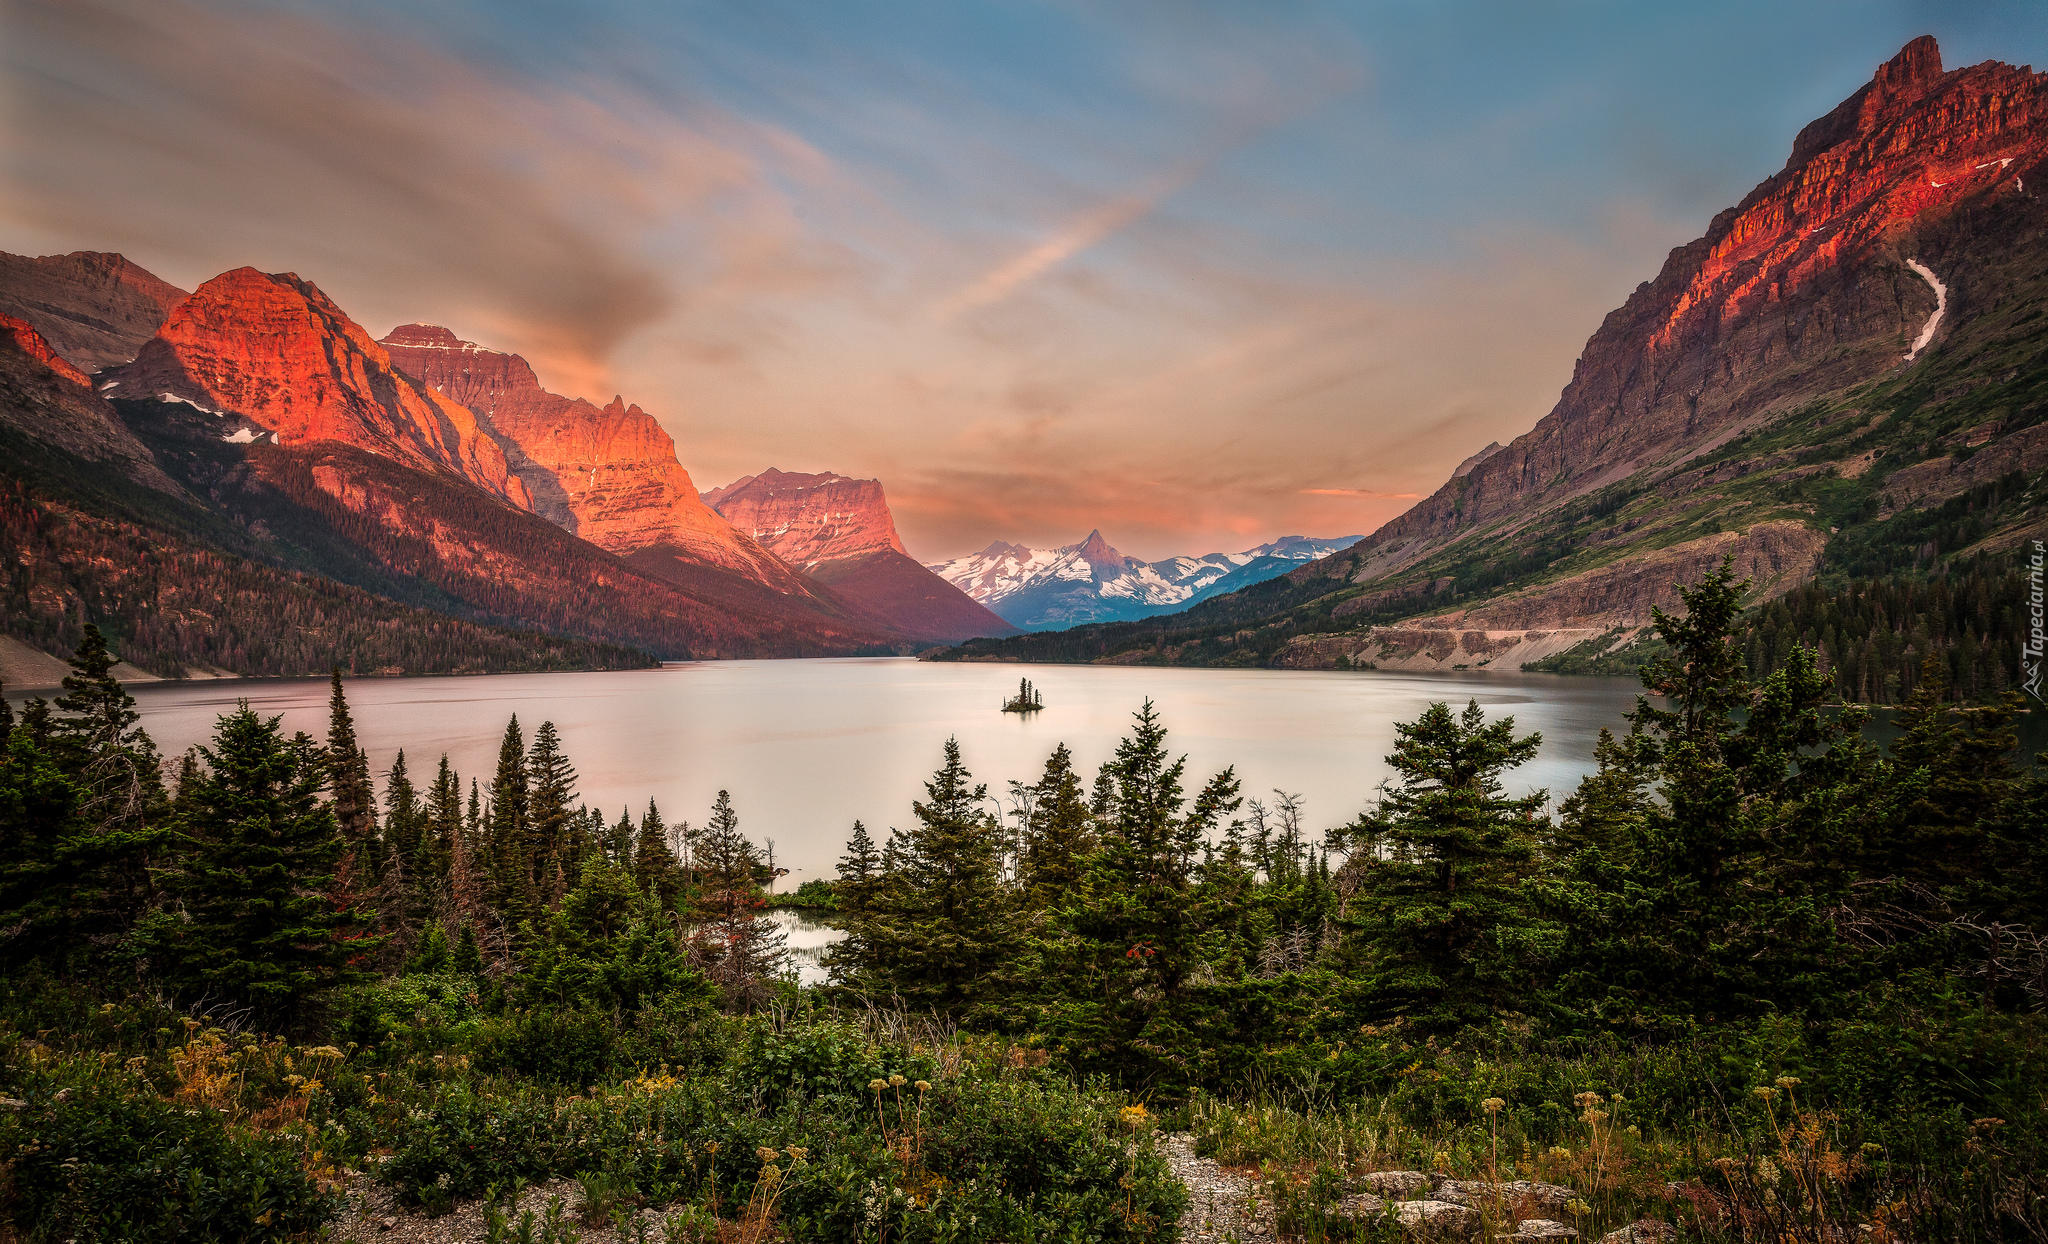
[926,531,1361,631]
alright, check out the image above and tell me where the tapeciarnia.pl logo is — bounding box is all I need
[2027,538,2046,703]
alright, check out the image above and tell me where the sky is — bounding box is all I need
[2,1,2042,561]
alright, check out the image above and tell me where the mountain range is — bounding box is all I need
[943,38,2048,680]
[928,531,1361,631]
[0,255,1011,681]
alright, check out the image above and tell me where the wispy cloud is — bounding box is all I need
[1301,488,1425,499]
[933,160,1205,320]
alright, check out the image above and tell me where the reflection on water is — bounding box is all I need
[124,658,1646,883]
[768,908,844,987]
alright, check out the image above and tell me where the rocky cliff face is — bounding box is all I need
[379,324,802,592]
[0,312,174,490]
[114,271,531,507]
[1,313,91,388]
[1322,36,2047,588]
[707,469,1014,642]
[703,469,909,567]
[0,250,188,373]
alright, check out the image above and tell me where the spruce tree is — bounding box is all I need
[689,790,785,1010]
[1047,703,1238,1085]
[1340,699,1548,1030]
[849,740,1010,1014]
[633,800,683,905]
[164,704,371,1025]
[51,623,164,827]
[525,720,580,909]
[484,717,529,930]
[1018,744,1096,908]
[324,670,378,896]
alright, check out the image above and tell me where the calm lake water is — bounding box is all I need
[126,659,1643,887]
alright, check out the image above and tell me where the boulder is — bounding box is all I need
[1334,1192,1387,1220]
[1395,1200,1482,1240]
[1597,1222,1677,1244]
[1435,1179,1578,1216]
[1354,1170,1434,1199]
[1503,1221,1577,1241]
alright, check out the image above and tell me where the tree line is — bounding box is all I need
[830,562,2048,1091]
[0,632,786,1028]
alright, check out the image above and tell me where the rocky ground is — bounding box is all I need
[327,1140,1682,1244]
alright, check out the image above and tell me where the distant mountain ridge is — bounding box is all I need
[929,531,1361,631]
[706,468,1016,643]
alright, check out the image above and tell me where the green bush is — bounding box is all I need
[0,1074,334,1243]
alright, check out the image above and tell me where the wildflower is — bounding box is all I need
[1481,1097,1506,1115]
[914,1080,931,1092]
[756,1146,780,1163]
[1753,1086,1779,1102]
[889,1074,907,1088]
[786,1146,809,1164]
[868,1078,888,1092]
[1775,1075,1801,1090]
[1754,1157,1781,1187]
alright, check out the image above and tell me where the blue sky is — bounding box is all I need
[3,0,2042,557]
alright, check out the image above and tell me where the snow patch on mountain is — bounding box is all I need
[928,531,1361,630]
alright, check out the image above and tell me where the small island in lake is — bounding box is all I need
[1000,676,1045,713]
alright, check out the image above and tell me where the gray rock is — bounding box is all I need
[1597,1222,1677,1244]
[1395,1200,1482,1240]
[1355,1169,1434,1199]
[1435,1179,1578,1216]
[1335,1192,1388,1220]
[1504,1221,1577,1241]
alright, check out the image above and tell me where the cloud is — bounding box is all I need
[1301,488,1425,499]
[0,0,845,395]
[933,161,1205,320]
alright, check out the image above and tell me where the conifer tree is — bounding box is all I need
[1018,744,1095,907]
[51,623,164,827]
[162,704,371,1024]
[324,671,378,896]
[484,716,529,929]
[633,800,683,905]
[424,756,462,913]
[525,720,580,909]
[1046,703,1239,1084]
[845,740,1010,1013]
[1339,699,1549,1030]
[689,790,785,1010]
[18,629,170,970]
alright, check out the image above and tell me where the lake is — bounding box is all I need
[126,659,1644,886]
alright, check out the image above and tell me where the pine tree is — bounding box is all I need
[1340,700,1549,1030]
[689,791,786,1010]
[1018,744,1095,907]
[847,740,1010,1014]
[484,716,529,931]
[525,720,580,909]
[325,671,378,900]
[633,800,684,905]
[23,628,170,970]
[161,704,372,1025]
[1045,703,1240,1086]
[51,623,164,827]
[424,756,463,914]
[381,750,429,944]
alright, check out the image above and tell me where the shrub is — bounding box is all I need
[0,1073,334,1243]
